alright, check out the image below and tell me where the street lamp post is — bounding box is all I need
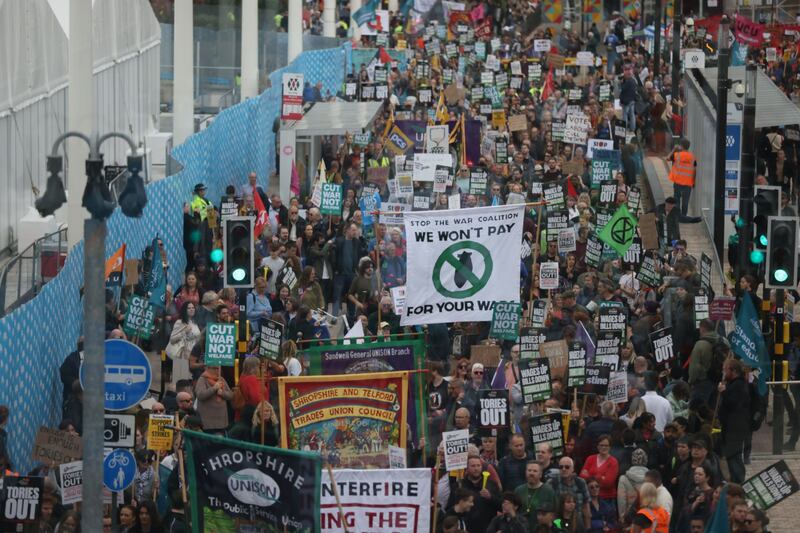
[714,17,731,263]
[36,131,146,532]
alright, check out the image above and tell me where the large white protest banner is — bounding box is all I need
[321,468,431,532]
[402,205,525,325]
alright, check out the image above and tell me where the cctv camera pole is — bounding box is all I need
[714,17,731,264]
[736,64,758,293]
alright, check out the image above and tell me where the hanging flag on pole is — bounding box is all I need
[104,244,126,286]
[253,188,269,239]
[729,293,771,395]
[597,203,638,256]
[148,238,167,308]
[353,0,380,26]
[290,160,301,198]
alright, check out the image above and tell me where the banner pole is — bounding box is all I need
[528,204,545,323]
[326,465,349,533]
[260,360,266,445]
[431,454,442,533]
[417,363,428,467]
[175,413,188,507]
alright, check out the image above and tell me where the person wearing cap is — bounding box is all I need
[367,296,400,336]
[462,362,489,415]
[190,183,213,221]
[673,434,722,509]
[617,448,649,521]
[655,197,681,249]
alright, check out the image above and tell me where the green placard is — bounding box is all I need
[597,204,638,257]
[490,301,521,340]
[320,183,343,215]
[123,295,155,340]
[204,323,236,366]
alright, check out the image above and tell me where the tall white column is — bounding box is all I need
[66,0,94,250]
[287,0,303,64]
[323,0,337,38]
[173,0,194,146]
[350,0,362,41]
[241,0,259,99]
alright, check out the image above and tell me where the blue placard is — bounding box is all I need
[725,169,739,183]
[80,339,152,411]
[103,448,136,491]
[726,124,742,161]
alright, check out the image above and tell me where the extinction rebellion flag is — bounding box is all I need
[183,430,321,532]
[401,205,525,325]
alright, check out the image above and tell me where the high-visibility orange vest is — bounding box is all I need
[669,150,696,187]
[638,507,670,533]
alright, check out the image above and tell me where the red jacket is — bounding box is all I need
[580,454,619,500]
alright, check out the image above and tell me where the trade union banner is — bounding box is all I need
[184,430,321,532]
[320,469,431,532]
[278,372,409,468]
[401,205,525,325]
[303,337,426,443]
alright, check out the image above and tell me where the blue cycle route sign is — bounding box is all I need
[103,448,136,491]
[80,339,152,411]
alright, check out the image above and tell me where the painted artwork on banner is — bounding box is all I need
[320,469,431,532]
[401,205,525,325]
[303,338,425,442]
[184,430,321,532]
[278,372,409,468]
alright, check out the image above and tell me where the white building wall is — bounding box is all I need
[0,0,160,253]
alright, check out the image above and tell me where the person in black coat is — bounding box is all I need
[717,358,751,483]
[655,197,681,248]
[446,456,502,533]
[287,305,316,345]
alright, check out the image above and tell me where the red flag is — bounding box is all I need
[290,160,301,197]
[541,67,555,101]
[253,186,269,239]
[378,46,392,64]
[567,178,578,197]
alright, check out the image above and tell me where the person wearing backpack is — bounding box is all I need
[717,359,751,483]
[687,320,727,405]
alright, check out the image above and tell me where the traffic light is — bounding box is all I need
[765,216,798,289]
[223,217,255,288]
[753,185,780,250]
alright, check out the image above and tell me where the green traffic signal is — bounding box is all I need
[750,250,764,264]
[210,248,224,263]
[759,234,768,247]
[774,269,789,282]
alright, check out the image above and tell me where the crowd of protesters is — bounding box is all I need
[2,3,797,533]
